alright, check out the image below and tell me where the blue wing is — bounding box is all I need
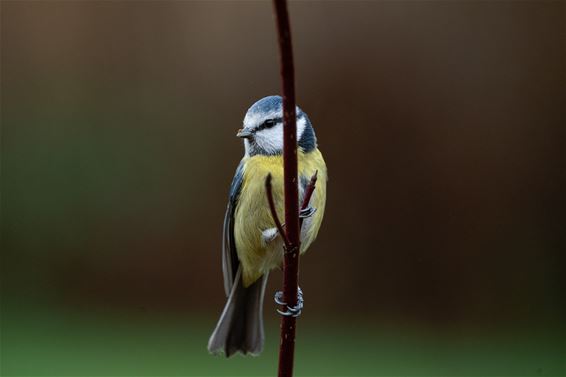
[222,160,245,296]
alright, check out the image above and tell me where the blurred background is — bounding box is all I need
[1,1,564,376]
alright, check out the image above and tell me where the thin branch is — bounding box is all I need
[272,0,300,376]
[265,170,318,250]
[265,173,291,248]
[299,170,318,228]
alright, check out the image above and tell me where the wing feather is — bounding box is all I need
[222,160,245,296]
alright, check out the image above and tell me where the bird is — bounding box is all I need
[207,95,327,357]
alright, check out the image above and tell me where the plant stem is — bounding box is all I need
[265,173,291,248]
[272,0,299,376]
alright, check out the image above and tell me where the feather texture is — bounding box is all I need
[222,161,245,296]
[209,147,327,356]
[234,148,327,287]
[207,267,268,357]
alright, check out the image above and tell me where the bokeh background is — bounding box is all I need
[1,1,564,376]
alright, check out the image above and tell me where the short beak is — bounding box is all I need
[236,128,253,139]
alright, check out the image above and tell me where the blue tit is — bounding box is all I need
[207,95,328,357]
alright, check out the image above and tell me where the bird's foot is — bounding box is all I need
[299,206,316,219]
[274,287,304,317]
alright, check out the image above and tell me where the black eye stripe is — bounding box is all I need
[256,117,282,132]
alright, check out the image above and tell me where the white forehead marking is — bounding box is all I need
[243,105,303,130]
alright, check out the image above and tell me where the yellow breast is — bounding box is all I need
[234,148,327,287]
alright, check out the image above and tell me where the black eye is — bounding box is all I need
[256,117,282,131]
[263,119,276,128]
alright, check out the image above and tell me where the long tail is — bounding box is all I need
[208,267,269,357]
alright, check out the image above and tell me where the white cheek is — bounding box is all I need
[255,118,307,154]
[256,125,284,154]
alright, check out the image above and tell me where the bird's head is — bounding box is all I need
[237,95,317,156]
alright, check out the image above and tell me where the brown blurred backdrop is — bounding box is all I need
[1,1,564,376]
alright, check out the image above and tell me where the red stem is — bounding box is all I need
[272,0,299,376]
[265,173,291,248]
[265,170,318,249]
[299,170,318,228]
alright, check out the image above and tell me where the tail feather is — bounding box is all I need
[208,267,268,357]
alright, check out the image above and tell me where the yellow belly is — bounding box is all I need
[234,148,327,287]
